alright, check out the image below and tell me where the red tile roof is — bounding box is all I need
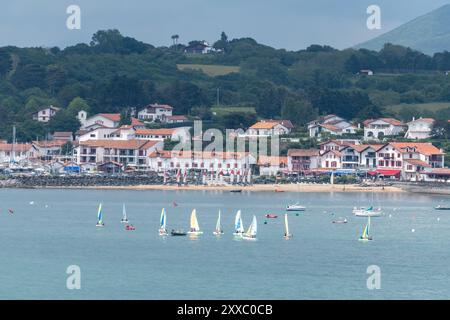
[389,142,444,155]
[364,118,405,127]
[257,156,288,166]
[287,149,320,157]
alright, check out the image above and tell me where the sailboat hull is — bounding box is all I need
[121,220,129,224]
[242,235,257,241]
[187,231,203,235]
[213,231,224,236]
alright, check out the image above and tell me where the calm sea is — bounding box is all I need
[0,188,449,300]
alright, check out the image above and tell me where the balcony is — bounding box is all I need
[342,156,359,162]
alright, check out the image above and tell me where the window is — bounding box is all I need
[396,161,402,167]
[379,160,384,166]
[407,165,413,170]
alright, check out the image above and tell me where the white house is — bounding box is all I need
[137,104,173,123]
[308,115,356,138]
[79,112,144,130]
[166,115,189,124]
[245,120,292,137]
[32,106,60,122]
[287,149,320,172]
[0,142,37,164]
[373,142,444,180]
[405,118,435,140]
[364,118,406,140]
[258,156,288,176]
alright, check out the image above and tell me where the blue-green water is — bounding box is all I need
[0,189,449,299]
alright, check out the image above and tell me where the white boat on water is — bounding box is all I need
[242,215,257,241]
[286,203,306,212]
[96,203,105,227]
[121,204,129,223]
[159,208,168,236]
[213,211,224,235]
[187,209,203,235]
[353,206,382,217]
[233,210,245,236]
[283,213,292,240]
[358,216,373,242]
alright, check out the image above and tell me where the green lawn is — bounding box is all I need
[211,106,256,116]
[177,64,240,77]
[389,102,450,113]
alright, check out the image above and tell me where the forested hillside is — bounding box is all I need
[1,29,450,142]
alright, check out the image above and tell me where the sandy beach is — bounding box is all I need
[60,183,405,193]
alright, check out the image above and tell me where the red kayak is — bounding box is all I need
[265,214,278,219]
[125,225,136,231]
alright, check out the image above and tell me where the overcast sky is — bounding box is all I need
[1,0,449,50]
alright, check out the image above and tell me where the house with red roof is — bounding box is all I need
[308,115,357,138]
[137,103,173,123]
[363,118,406,140]
[79,112,144,130]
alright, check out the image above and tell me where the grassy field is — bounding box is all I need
[177,64,240,77]
[389,102,450,114]
[211,106,256,116]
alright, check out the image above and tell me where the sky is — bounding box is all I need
[0,0,449,50]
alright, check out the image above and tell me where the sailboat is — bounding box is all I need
[233,210,245,236]
[242,215,257,241]
[358,216,373,242]
[213,211,224,235]
[159,208,168,236]
[187,209,203,235]
[121,204,129,223]
[353,190,382,217]
[96,203,105,227]
[283,214,292,240]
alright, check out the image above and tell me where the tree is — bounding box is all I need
[67,97,91,116]
[119,109,132,126]
[171,34,180,45]
[48,110,81,134]
[0,49,12,77]
[281,98,317,126]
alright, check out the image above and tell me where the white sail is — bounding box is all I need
[234,210,244,233]
[284,214,290,235]
[245,215,257,237]
[215,211,222,232]
[122,204,127,220]
[190,209,200,232]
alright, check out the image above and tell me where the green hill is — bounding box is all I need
[356,4,450,55]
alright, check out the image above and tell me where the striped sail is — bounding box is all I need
[190,209,200,232]
[234,210,244,233]
[362,216,371,239]
[97,203,103,224]
[160,208,166,230]
[245,215,257,237]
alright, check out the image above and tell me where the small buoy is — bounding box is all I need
[296,213,299,216]
[437,217,441,222]
[389,214,392,218]
[29,201,34,205]
[45,205,49,208]
[411,229,415,233]
[264,221,268,225]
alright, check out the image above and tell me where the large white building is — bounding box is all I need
[245,120,293,137]
[75,139,163,171]
[405,118,435,140]
[0,141,37,164]
[364,118,406,140]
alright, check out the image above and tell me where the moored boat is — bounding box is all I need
[353,206,382,217]
[171,229,187,236]
[435,205,450,210]
[265,213,278,219]
[286,203,306,212]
